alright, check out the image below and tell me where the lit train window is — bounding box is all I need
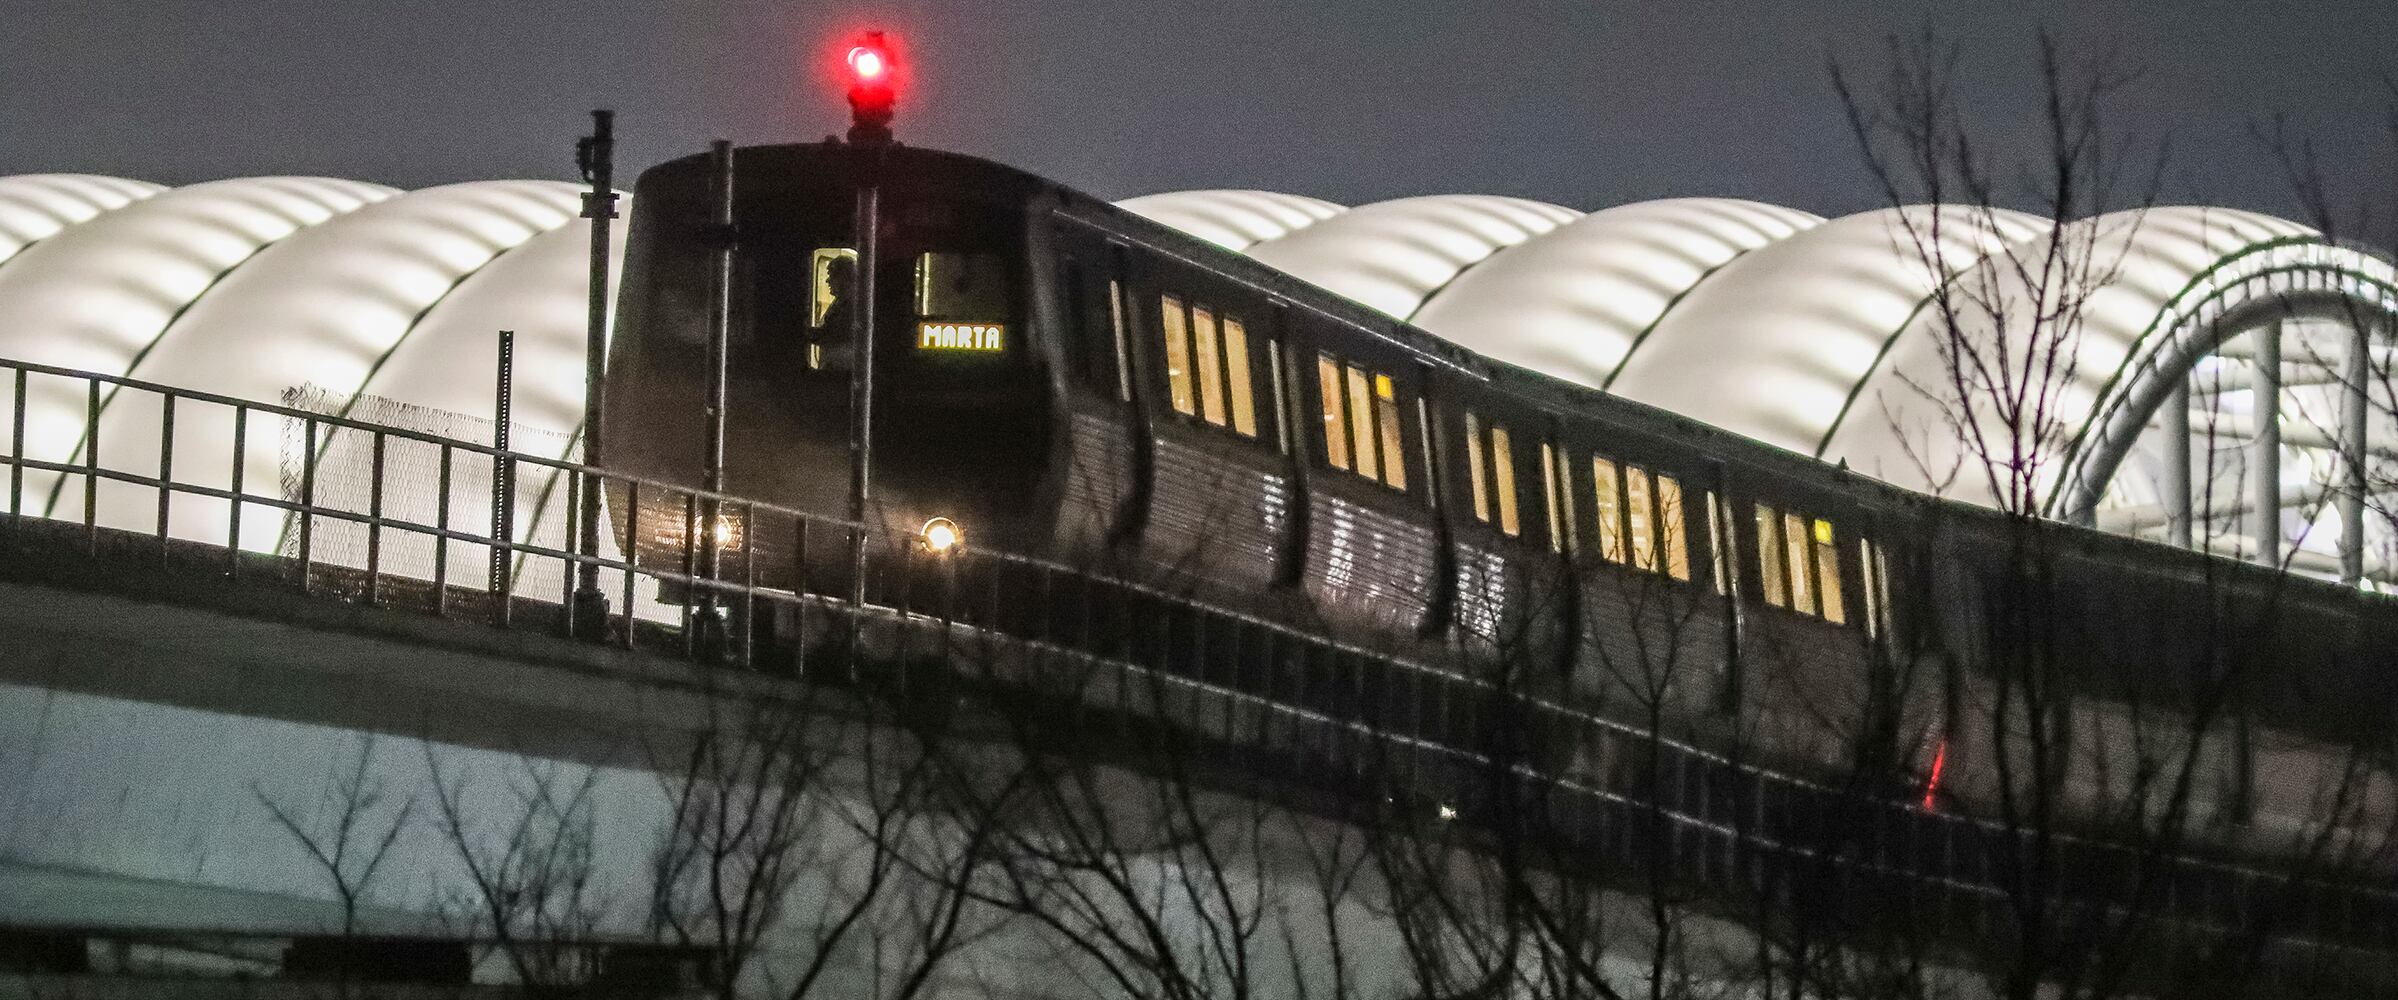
[1755,504,1788,607]
[1705,491,1728,594]
[1783,511,1816,615]
[1659,476,1691,582]
[1193,305,1227,427]
[1225,318,1257,438]
[1345,366,1378,483]
[1592,458,1625,563]
[809,248,858,330]
[1539,443,1564,554]
[1108,279,1131,402]
[1373,374,1405,490]
[1162,295,1195,416]
[1557,454,1577,553]
[1319,355,1349,470]
[916,252,1008,319]
[1465,412,1489,522]
[1490,424,1519,537]
[1814,519,1845,624]
[1268,337,1289,452]
[1627,467,1657,571]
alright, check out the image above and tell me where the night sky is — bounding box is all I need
[5,1,2392,220]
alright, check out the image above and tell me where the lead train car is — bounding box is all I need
[604,142,2398,786]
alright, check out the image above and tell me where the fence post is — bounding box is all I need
[490,329,516,626]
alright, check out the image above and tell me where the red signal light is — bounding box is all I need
[848,44,888,83]
[842,31,898,145]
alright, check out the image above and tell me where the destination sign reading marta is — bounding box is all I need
[917,322,1005,352]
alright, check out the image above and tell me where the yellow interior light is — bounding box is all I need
[1814,518,1834,545]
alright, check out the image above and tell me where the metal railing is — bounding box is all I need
[2,355,2394,983]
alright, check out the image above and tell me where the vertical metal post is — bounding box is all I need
[155,395,174,564]
[848,145,882,612]
[490,329,516,626]
[698,140,736,651]
[2165,373,2192,549]
[573,109,618,636]
[2251,321,2282,565]
[2340,319,2371,585]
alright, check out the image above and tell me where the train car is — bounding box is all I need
[602,141,2398,820]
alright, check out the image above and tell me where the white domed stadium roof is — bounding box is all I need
[0,170,2391,582]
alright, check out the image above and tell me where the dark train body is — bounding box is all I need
[603,142,2398,826]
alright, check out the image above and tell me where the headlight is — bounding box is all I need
[920,516,962,554]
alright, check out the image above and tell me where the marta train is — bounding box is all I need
[601,142,2398,820]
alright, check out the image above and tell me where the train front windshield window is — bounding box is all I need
[915,252,1008,319]
[810,248,859,330]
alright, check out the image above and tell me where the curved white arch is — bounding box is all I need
[0,174,162,265]
[0,178,397,512]
[1244,195,1581,320]
[1824,207,2317,504]
[1411,198,1823,390]
[1608,205,2046,454]
[1114,190,1346,252]
[73,180,585,546]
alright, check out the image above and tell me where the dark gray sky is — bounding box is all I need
[5,1,2391,218]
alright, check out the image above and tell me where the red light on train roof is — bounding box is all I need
[848,43,888,83]
[843,30,898,145]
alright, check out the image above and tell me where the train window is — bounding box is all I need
[1225,318,1258,438]
[809,248,858,330]
[1755,504,1788,607]
[1539,443,1563,553]
[1592,458,1626,563]
[1491,424,1520,537]
[1465,412,1489,522]
[1373,375,1405,490]
[1659,476,1692,582]
[1319,355,1350,470]
[1268,337,1289,452]
[1345,366,1378,482]
[916,252,1008,319]
[1783,511,1816,615]
[1705,491,1728,594]
[1193,305,1227,427]
[1108,279,1131,401]
[1814,519,1845,625]
[1162,295,1196,416]
[1627,467,1657,572]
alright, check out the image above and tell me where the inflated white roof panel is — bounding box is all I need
[1245,195,1581,320]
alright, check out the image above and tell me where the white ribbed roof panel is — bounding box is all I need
[0,178,396,512]
[1605,205,2047,454]
[1114,190,1346,252]
[0,174,163,265]
[1245,195,1582,320]
[1410,198,1825,390]
[73,180,585,545]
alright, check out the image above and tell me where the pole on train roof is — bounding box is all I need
[847,143,881,617]
[572,109,617,640]
[698,139,736,657]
